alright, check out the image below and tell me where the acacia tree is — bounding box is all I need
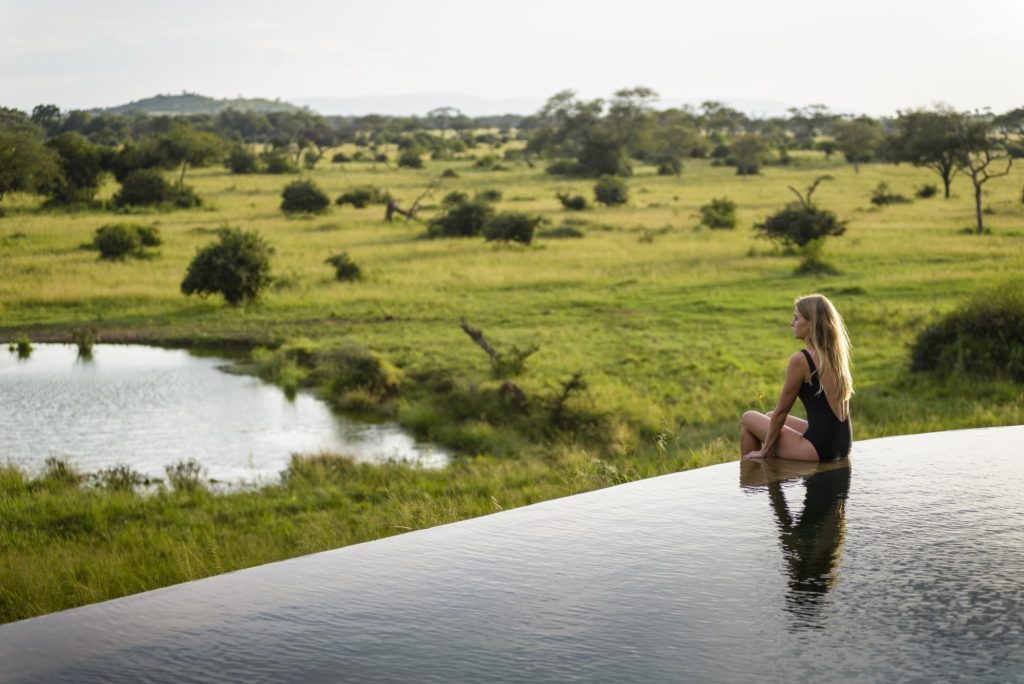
[44,132,105,204]
[0,111,59,205]
[954,115,1012,235]
[887,108,963,198]
[832,116,882,173]
[159,125,224,185]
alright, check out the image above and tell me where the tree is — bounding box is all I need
[887,108,963,198]
[755,176,847,273]
[832,116,882,172]
[594,175,628,206]
[181,227,273,305]
[158,125,224,185]
[30,104,63,137]
[730,134,769,175]
[0,128,59,203]
[954,114,1012,235]
[526,90,632,177]
[44,132,105,204]
[280,179,330,214]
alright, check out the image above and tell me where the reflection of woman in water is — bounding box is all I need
[741,459,851,621]
[741,294,853,461]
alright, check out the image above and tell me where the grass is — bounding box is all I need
[1,146,1023,622]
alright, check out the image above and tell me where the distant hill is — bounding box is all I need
[98,93,307,116]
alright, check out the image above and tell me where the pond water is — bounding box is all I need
[1,425,1020,683]
[0,344,446,483]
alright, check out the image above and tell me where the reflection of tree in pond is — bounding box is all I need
[741,460,851,627]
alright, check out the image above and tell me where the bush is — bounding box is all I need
[870,182,911,206]
[227,146,259,174]
[440,168,459,178]
[546,160,580,176]
[262,152,296,174]
[699,197,738,229]
[302,149,320,170]
[180,227,273,305]
[397,149,424,169]
[9,336,33,359]
[90,223,162,260]
[916,184,938,199]
[910,284,1024,381]
[476,188,502,202]
[538,224,585,239]
[281,179,330,214]
[474,155,505,170]
[325,252,361,281]
[427,197,495,238]
[754,202,847,248]
[656,158,683,176]
[594,175,628,206]
[165,459,206,492]
[336,186,392,209]
[557,192,588,210]
[320,345,404,408]
[331,152,352,163]
[94,464,145,491]
[442,191,469,207]
[114,169,200,208]
[484,212,542,245]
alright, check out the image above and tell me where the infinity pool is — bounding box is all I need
[0,344,446,483]
[1,426,1021,683]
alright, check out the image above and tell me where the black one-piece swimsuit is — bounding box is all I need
[798,349,852,462]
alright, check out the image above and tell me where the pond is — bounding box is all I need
[1,425,1020,683]
[0,344,446,483]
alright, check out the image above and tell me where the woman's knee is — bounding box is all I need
[741,410,764,428]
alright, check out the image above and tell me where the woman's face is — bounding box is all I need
[792,308,810,341]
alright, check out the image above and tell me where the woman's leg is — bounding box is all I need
[740,423,761,456]
[767,410,808,433]
[741,411,819,461]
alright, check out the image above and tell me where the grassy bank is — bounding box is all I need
[2,149,1023,622]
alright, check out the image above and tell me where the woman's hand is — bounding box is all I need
[743,449,766,460]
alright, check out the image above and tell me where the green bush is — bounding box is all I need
[699,197,738,229]
[9,336,33,360]
[325,252,361,281]
[331,152,352,163]
[397,149,424,169]
[227,146,259,174]
[90,223,162,260]
[538,224,585,239]
[484,212,542,245]
[165,459,206,492]
[262,151,296,174]
[916,184,938,199]
[754,202,847,248]
[442,191,469,207]
[319,345,404,408]
[476,188,502,202]
[94,464,145,491]
[870,182,911,206]
[911,284,1024,381]
[427,197,495,238]
[336,186,393,209]
[113,169,200,208]
[281,179,330,214]
[656,157,683,176]
[556,192,588,211]
[593,175,628,206]
[440,168,459,178]
[180,227,273,305]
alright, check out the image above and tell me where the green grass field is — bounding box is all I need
[1,148,1022,622]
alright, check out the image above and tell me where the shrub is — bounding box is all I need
[476,188,502,202]
[319,345,404,407]
[397,149,424,168]
[227,146,259,174]
[302,149,320,169]
[546,160,580,176]
[72,327,97,358]
[440,168,459,178]
[374,153,388,163]
[41,457,81,487]
[331,152,352,163]
[910,284,1024,381]
[336,186,392,209]
[114,169,200,208]
[180,227,273,305]
[281,179,330,214]
[442,190,469,207]
[594,175,628,206]
[474,155,505,170]
[325,252,361,281]
[754,202,847,248]
[657,158,683,176]
[165,459,206,492]
[916,183,938,199]
[538,224,585,239]
[556,192,588,211]
[90,223,162,260]
[427,197,495,237]
[699,197,738,229]
[484,212,542,244]
[870,182,911,206]
[10,336,32,359]
[94,464,145,491]
[262,151,296,174]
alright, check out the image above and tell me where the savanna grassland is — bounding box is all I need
[2,144,1023,622]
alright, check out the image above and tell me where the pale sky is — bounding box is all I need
[2,0,1022,117]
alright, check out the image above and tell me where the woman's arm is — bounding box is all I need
[761,353,806,458]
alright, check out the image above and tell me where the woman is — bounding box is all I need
[741,294,853,461]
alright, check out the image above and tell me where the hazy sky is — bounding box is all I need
[2,0,1022,116]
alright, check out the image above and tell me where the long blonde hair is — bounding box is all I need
[795,294,854,409]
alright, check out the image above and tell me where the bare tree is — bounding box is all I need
[955,115,1013,234]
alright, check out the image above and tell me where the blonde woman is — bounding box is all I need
[741,294,853,461]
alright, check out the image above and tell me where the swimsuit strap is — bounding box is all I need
[800,349,817,379]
